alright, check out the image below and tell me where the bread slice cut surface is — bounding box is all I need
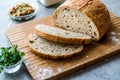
[27,33,83,59]
[53,0,111,41]
[35,24,92,44]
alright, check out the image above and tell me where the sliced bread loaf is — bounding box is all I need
[35,24,92,44]
[53,0,111,41]
[27,33,83,59]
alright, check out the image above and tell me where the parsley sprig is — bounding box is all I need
[0,44,25,73]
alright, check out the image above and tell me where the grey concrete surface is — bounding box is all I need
[0,0,120,80]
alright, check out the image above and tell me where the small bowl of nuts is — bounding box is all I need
[9,2,38,20]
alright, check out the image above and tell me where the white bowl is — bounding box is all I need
[8,2,39,20]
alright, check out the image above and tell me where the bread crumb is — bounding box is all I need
[24,60,31,66]
[84,61,87,63]
[86,55,89,58]
[111,46,115,49]
[107,48,111,51]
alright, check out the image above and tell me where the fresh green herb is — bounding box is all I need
[0,44,25,73]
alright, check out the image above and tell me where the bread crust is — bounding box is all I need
[27,34,84,60]
[28,44,83,60]
[35,26,92,44]
[53,0,111,41]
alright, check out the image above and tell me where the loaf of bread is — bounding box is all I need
[27,33,83,59]
[35,24,92,44]
[53,0,111,41]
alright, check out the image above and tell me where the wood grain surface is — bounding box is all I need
[5,14,120,80]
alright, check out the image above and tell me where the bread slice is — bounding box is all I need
[53,0,111,41]
[35,24,92,44]
[27,33,83,59]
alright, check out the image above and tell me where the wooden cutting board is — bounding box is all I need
[6,14,120,80]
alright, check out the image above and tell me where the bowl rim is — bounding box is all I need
[4,58,23,68]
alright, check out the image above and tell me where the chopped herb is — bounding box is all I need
[0,44,25,73]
